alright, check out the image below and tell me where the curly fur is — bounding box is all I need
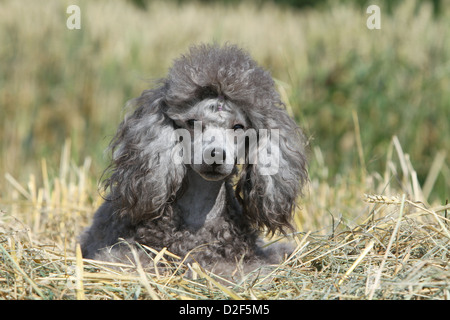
[80,43,308,272]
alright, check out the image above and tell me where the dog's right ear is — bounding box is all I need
[103,86,186,223]
[235,107,308,237]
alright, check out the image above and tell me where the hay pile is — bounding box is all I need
[1,187,448,300]
[1,140,449,300]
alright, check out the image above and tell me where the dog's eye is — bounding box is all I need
[233,124,244,131]
[186,119,196,128]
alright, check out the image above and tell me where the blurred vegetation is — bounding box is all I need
[131,0,443,15]
[0,0,449,203]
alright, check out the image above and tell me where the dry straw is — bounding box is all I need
[1,137,449,300]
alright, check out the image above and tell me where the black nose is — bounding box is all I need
[211,148,226,164]
[204,147,226,165]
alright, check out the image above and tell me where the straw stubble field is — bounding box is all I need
[2,137,448,300]
[1,0,449,300]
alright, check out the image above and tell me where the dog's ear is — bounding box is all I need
[103,87,185,223]
[236,107,308,236]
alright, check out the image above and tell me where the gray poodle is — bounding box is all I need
[80,44,308,272]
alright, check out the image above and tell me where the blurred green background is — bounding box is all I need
[0,0,449,202]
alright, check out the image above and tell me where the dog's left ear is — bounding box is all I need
[236,107,308,235]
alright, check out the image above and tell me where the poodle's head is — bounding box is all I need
[167,97,249,182]
[105,43,308,234]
